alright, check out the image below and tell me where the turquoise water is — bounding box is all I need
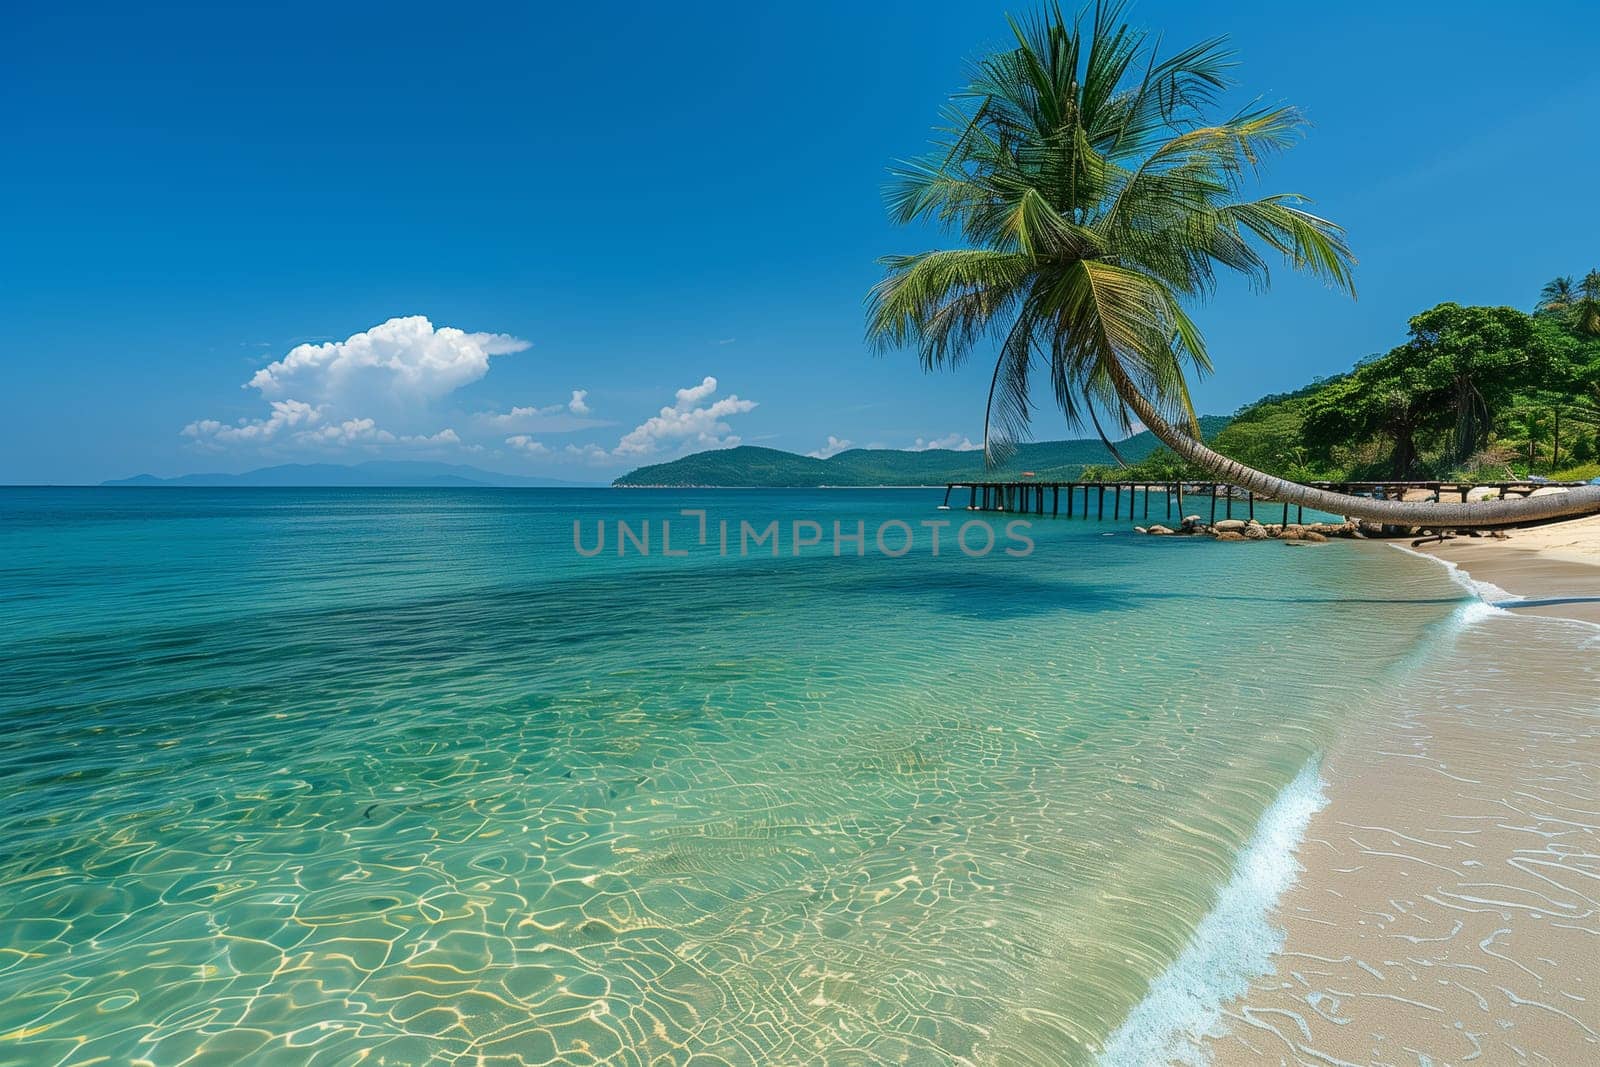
[0,488,1472,1065]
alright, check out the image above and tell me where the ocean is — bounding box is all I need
[0,488,1477,1065]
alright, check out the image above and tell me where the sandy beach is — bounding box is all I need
[1208,518,1600,1064]
[1413,514,1600,625]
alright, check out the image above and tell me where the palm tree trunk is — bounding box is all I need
[1102,361,1600,528]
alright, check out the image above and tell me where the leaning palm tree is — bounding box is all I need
[867,2,1600,526]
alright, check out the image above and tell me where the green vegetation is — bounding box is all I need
[1106,285,1600,485]
[864,2,1600,524]
[614,419,1230,486]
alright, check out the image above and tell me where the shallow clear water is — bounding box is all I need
[0,488,1472,1065]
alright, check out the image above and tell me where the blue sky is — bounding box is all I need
[4,0,1597,484]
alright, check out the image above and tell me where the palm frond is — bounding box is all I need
[866,250,1034,367]
[866,2,1358,450]
[982,307,1040,465]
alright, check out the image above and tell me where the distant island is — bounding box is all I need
[612,418,1231,487]
[102,460,600,488]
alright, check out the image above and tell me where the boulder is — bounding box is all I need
[1303,530,1329,543]
[1530,486,1569,498]
[1183,515,1202,525]
[1278,524,1307,539]
[1214,519,1248,532]
[1214,530,1246,542]
[1242,523,1271,540]
[1465,486,1500,502]
[1146,524,1175,536]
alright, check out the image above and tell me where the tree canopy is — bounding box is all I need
[1120,287,1600,484]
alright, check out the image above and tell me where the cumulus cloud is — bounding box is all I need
[807,435,854,459]
[477,389,605,433]
[182,315,525,455]
[910,433,981,452]
[673,377,718,408]
[184,403,461,451]
[248,315,528,402]
[294,417,386,447]
[614,376,756,457]
[563,443,615,464]
[505,434,550,454]
[183,399,324,446]
[400,428,460,447]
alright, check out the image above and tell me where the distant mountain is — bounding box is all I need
[613,418,1230,486]
[102,460,599,488]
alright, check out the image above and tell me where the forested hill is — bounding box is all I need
[1149,293,1600,485]
[613,418,1232,487]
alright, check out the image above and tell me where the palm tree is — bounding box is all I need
[1577,270,1600,338]
[866,2,1600,526]
[1538,275,1576,314]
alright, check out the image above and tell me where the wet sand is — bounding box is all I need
[1414,514,1600,625]
[1207,530,1600,1065]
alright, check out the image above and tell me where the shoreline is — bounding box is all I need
[1202,520,1600,1064]
[1410,514,1600,626]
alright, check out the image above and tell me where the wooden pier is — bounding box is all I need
[941,479,1586,525]
[943,481,1270,524]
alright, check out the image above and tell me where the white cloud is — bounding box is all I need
[482,404,552,426]
[288,420,461,449]
[398,428,461,447]
[183,315,522,456]
[505,434,550,454]
[182,400,459,453]
[477,389,604,433]
[673,377,719,408]
[294,417,384,446]
[182,399,324,446]
[613,376,756,457]
[248,315,528,402]
[807,435,854,459]
[563,443,615,464]
[910,433,981,452]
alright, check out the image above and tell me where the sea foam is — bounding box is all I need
[1388,543,1600,635]
[1388,543,1515,605]
[1097,758,1328,1066]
